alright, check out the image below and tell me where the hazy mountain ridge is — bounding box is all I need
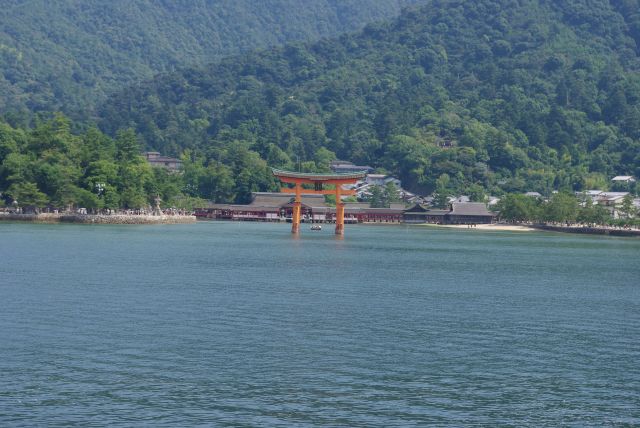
[0,0,421,117]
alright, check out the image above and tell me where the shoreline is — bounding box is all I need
[531,223,640,237]
[416,222,640,236]
[3,215,638,236]
[0,213,196,225]
[415,223,536,232]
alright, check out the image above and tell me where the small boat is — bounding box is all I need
[310,224,322,231]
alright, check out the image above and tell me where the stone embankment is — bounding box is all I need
[0,212,196,224]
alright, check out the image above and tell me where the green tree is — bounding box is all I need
[544,192,579,224]
[383,182,401,206]
[496,194,541,223]
[368,185,386,208]
[115,129,141,163]
[592,204,611,225]
[578,197,595,224]
[619,194,636,218]
[199,163,236,202]
[467,184,486,202]
[73,187,103,212]
[313,147,336,172]
[432,173,452,209]
[7,182,49,208]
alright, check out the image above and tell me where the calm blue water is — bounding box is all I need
[1,222,639,426]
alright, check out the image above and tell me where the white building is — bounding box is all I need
[611,175,636,184]
[365,174,402,188]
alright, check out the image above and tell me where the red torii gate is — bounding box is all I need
[272,168,367,235]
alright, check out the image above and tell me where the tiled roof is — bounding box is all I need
[449,202,494,216]
[598,192,629,199]
[361,208,405,214]
[250,192,329,208]
[403,210,448,216]
[344,202,372,209]
[404,203,426,213]
[251,193,294,206]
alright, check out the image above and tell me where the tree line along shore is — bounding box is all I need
[0,115,638,232]
[494,191,640,229]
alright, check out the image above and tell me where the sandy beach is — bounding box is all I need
[417,223,536,232]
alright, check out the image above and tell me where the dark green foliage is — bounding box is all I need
[497,191,640,226]
[543,192,580,223]
[6,182,49,208]
[368,185,386,208]
[495,194,543,223]
[367,182,401,208]
[619,193,637,218]
[432,173,453,209]
[0,116,188,210]
[577,198,597,224]
[0,0,421,117]
[97,0,640,198]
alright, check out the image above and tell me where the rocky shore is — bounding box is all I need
[0,212,196,224]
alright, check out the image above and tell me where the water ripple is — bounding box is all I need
[1,222,639,426]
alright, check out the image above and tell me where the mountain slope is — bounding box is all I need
[0,0,421,117]
[98,0,640,197]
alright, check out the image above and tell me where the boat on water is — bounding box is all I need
[310,224,322,231]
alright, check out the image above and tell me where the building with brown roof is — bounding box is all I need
[196,194,497,225]
[195,192,404,223]
[446,202,496,224]
[144,152,182,172]
[402,202,495,224]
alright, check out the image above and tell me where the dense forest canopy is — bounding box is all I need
[0,115,198,211]
[0,114,280,209]
[0,0,421,118]
[97,0,640,199]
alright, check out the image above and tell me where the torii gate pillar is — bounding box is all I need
[335,185,345,235]
[291,183,302,234]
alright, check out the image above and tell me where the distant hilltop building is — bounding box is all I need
[524,191,543,198]
[144,152,182,172]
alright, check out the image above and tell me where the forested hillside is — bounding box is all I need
[0,115,204,211]
[98,0,640,199]
[0,0,420,117]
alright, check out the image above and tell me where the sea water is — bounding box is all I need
[1,222,638,426]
